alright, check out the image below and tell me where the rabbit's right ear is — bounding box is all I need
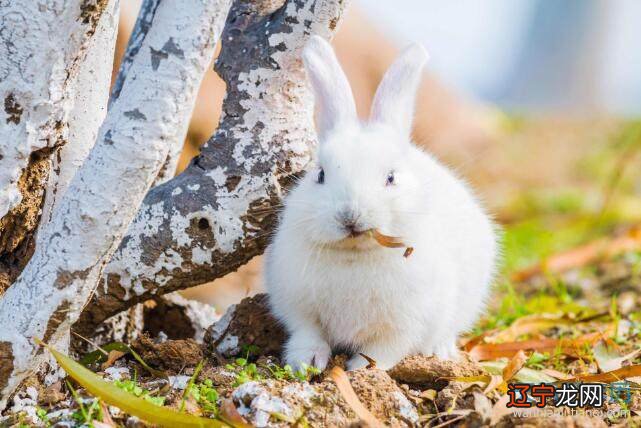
[302,36,357,140]
[370,43,428,139]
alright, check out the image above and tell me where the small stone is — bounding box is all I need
[388,354,483,390]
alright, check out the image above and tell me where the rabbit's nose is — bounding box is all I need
[344,221,357,234]
[337,211,363,236]
[344,222,364,238]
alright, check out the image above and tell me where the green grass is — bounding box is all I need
[113,377,165,406]
[473,279,591,334]
[184,378,220,416]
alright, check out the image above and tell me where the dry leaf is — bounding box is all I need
[511,226,641,282]
[181,396,203,416]
[541,368,573,380]
[41,381,65,405]
[368,229,413,256]
[99,401,116,427]
[593,341,641,373]
[593,341,622,373]
[461,330,498,352]
[483,375,504,395]
[479,361,556,384]
[421,389,437,401]
[101,350,126,370]
[370,230,405,248]
[219,399,252,428]
[358,353,377,369]
[489,394,511,425]
[502,350,528,382]
[329,367,385,428]
[491,350,530,394]
[468,332,603,361]
[566,363,641,383]
[481,351,529,395]
[472,391,492,422]
[491,314,574,343]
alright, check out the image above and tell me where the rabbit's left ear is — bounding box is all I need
[370,43,429,139]
[302,36,357,141]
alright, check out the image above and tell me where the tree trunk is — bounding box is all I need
[0,0,231,407]
[0,0,115,295]
[76,0,349,336]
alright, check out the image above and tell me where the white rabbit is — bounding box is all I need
[265,36,498,371]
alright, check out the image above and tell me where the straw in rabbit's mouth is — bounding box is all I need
[365,229,414,258]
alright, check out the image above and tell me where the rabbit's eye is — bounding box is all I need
[386,171,395,186]
[317,168,325,184]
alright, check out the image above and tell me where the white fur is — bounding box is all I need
[265,36,498,371]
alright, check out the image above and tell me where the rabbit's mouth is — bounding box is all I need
[347,229,366,238]
[331,229,412,255]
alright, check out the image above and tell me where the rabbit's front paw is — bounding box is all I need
[346,355,368,371]
[346,343,408,371]
[285,336,331,372]
[434,342,461,361]
[421,340,460,361]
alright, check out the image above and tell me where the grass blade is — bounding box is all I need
[37,339,228,428]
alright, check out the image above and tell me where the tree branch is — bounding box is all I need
[41,2,121,226]
[77,0,350,335]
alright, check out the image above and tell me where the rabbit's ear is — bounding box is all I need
[302,36,357,140]
[370,43,428,139]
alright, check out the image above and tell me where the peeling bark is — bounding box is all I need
[0,0,115,296]
[0,0,230,407]
[78,0,350,335]
[0,342,13,393]
[0,150,50,295]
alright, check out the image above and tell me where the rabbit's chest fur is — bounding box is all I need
[310,251,438,347]
[267,239,457,349]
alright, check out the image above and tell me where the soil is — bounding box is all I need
[131,334,203,373]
